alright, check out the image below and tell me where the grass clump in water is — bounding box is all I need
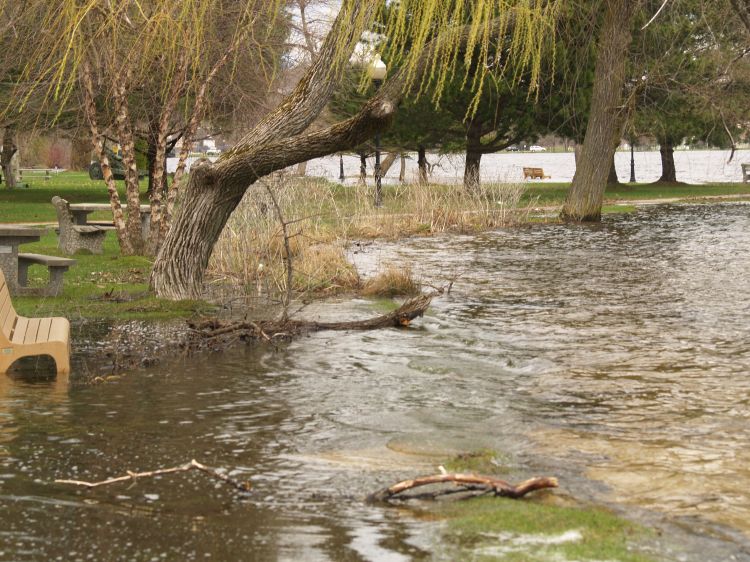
[361,265,421,297]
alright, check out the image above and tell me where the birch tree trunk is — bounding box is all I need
[81,62,131,253]
[560,0,637,221]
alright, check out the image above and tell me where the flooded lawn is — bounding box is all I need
[1,203,749,560]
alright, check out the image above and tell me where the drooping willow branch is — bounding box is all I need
[55,459,251,492]
[368,473,558,503]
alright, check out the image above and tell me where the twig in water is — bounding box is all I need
[368,473,558,503]
[55,459,251,492]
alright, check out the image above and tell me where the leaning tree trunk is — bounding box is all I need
[464,119,483,192]
[1,126,17,189]
[417,145,428,184]
[560,0,636,221]
[658,140,677,183]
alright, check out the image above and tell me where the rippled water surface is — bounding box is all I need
[1,203,749,561]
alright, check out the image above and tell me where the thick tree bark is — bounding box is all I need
[1,126,17,189]
[560,0,636,221]
[417,145,428,184]
[657,140,677,183]
[464,119,483,192]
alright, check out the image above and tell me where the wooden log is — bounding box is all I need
[188,294,432,342]
[367,473,558,503]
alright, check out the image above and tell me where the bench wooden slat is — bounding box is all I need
[11,317,28,345]
[0,291,12,333]
[2,309,15,339]
[38,318,53,343]
[49,318,69,343]
[24,318,41,345]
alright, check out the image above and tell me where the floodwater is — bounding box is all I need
[1,203,750,560]
[302,148,750,185]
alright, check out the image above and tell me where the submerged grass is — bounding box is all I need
[434,450,657,562]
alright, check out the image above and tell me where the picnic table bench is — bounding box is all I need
[0,268,70,375]
[19,168,63,182]
[523,167,551,180]
[742,163,749,183]
[0,225,76,297]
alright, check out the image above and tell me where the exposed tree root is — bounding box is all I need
[55,459,251,492]
[368,473,558,503]
[187,294,432,349]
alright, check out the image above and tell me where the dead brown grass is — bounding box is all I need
[208,174,529,302]
[361,265,421,297]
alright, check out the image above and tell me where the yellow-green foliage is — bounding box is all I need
[10,0,558,122]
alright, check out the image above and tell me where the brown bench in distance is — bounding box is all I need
[17,253,76,297]
[523,167,551,180]
[0,269,70,375]
[52,196,108,254]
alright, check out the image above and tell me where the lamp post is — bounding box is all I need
[629,139,636,183]
[339,153,345,182]
[368,54,387,207]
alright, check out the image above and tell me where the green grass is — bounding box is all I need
[11,230,210,320]
[434,450,657,562]
[522,181,750,207]
[0,172,145,223]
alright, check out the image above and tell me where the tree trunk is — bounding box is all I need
[1,126,17,189]
[417,145,428,184]
[296,161,308,176]
[358,152,367,185]
[658,140,677,183]
[379,152,398,178]
[399,152,406,183]
[607,153,620,185]
[81,61,132,253]
[113,71,146,255]
[464,119,483,191]
[560,0,636,221]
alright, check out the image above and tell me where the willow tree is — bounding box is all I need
[560,0,640,221]
[8,0,285,255]
[149,0,558,299]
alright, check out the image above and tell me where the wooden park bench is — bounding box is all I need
[742,163,750,183]
[0,269,71,375]
[523,167,551,180]
[52,196,109,254]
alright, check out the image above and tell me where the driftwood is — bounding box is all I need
[188,294,432,345]
[368,473,558,503]
[55,459,251,492]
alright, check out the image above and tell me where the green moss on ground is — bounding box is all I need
[433,450,657,562]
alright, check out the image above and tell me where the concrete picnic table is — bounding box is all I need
[68,203,151,237]
[0,225,75,296]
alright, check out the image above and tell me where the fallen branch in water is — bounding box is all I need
[55,459,251,492]
[368,473,558,503]
[187,294,432,348]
